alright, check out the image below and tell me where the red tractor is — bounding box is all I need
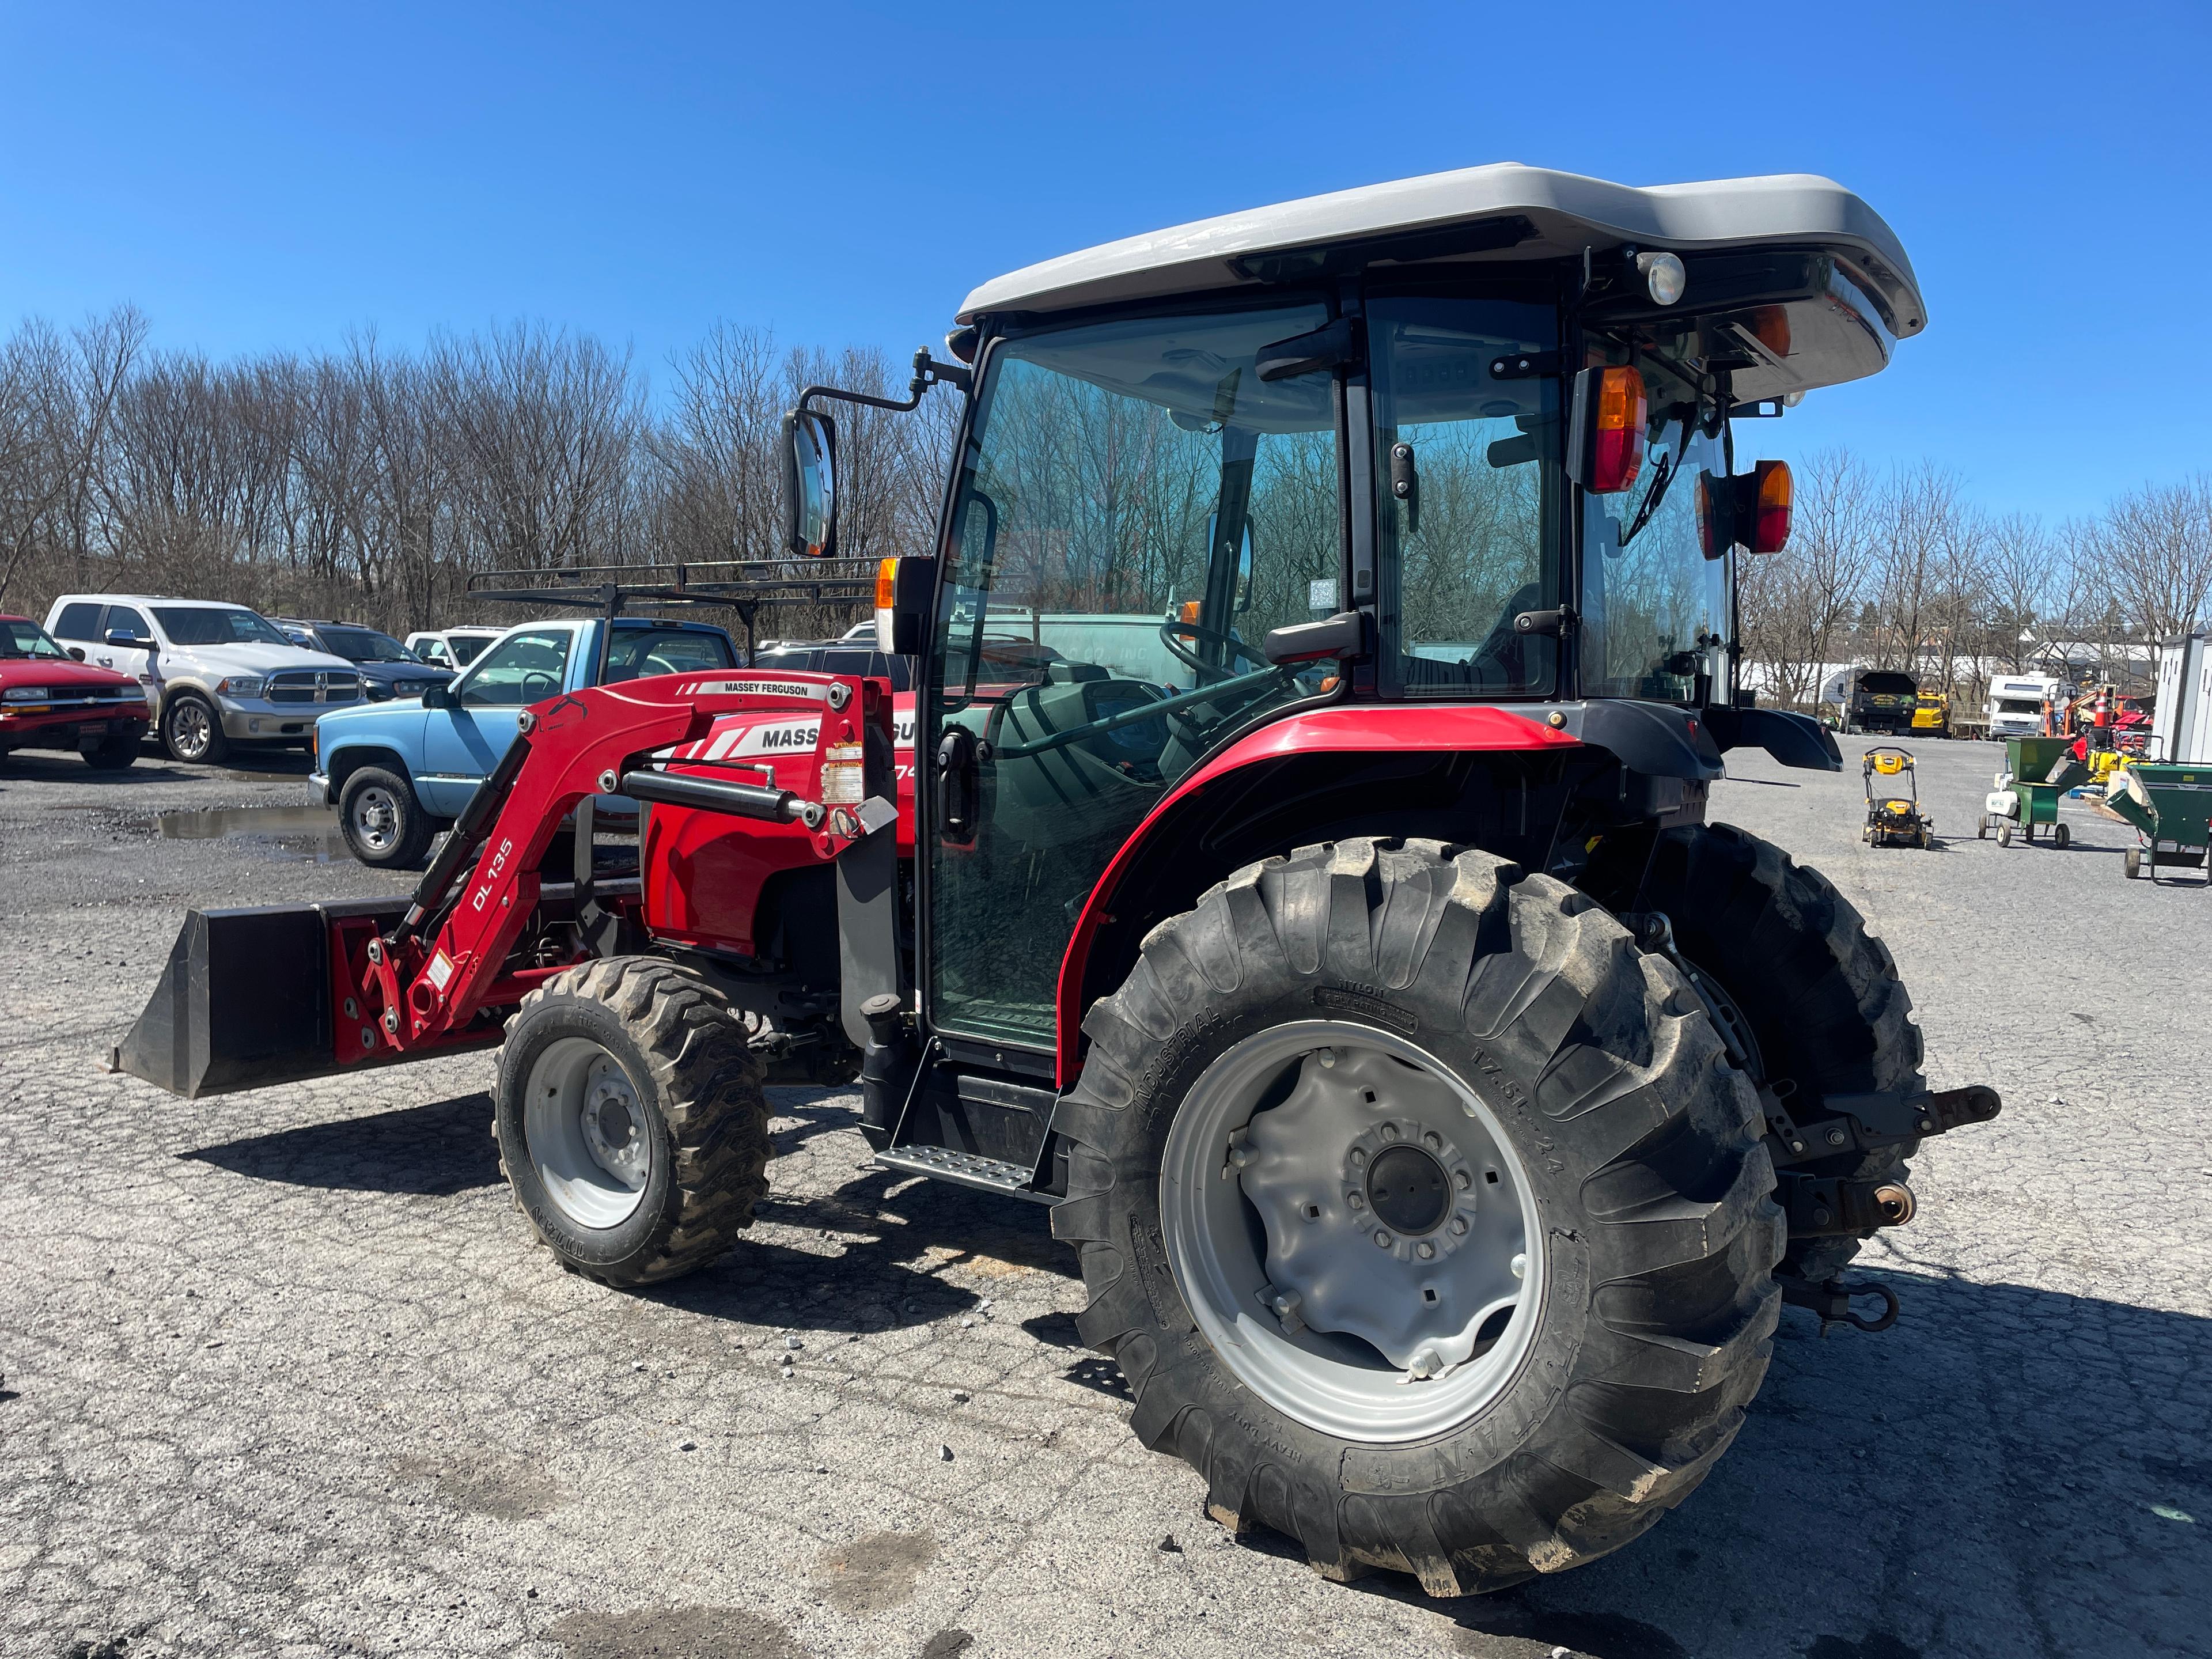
[118,163,1999,1596]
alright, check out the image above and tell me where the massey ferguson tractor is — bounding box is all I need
[117,163,1999,1596]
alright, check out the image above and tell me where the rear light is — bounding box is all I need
[1584,366,1646,494]
[1748,460,1793,554]
[1180,600,1202,624]
[1695,471,1722,558]
[875,557,899,654]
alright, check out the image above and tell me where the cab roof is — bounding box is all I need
[957,162,1925,340]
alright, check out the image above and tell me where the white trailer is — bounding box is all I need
[2152,634,2212,764]
[1987,673,2065,740]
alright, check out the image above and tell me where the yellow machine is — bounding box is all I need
[1863,747,1933,847]
[1910,691,1950,737]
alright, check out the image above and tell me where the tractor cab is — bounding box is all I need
[792,163,1920,1070]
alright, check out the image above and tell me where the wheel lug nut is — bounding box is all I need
[1453,1169,1471,1190]
[1448,1216,1468,1236]
[1373,1230,1393,1248]
[1348,1192,1366,1210]
[1422,1131,1441,1150]
[1349,1148,1366,1168]
[1416,1241,1435,1260]
[1378,1123,1400,1141]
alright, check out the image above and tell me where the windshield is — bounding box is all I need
[321,627,419,664]
[449,634,493,666]
[153,607,295,648]
[1370,296,1561,695]
[1580,348,1730,703]
[1,620,67,660]
[927,302,1343,1047]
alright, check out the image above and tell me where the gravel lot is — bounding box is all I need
[2,736,2207,1659]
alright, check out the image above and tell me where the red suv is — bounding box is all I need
[0,613,153,769]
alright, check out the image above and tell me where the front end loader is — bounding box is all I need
[118,161,2001,1597]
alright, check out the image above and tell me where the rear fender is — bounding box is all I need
[1051,705,1580,1085]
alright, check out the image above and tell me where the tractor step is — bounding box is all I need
[875,1144,1049,1204]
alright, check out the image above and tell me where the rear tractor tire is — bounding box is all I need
[1052,838,1782,1594]
[495,957,770,1287]
[1641,824,1923,1285]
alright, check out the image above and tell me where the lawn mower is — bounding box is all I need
[1863,747,1931,847]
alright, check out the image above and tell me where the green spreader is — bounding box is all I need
[1981,735,2079,847]
[2104,763,2212,882]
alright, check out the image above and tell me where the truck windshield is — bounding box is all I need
[1,620,67,659]
[153,607,296,648]
[1580,350,1730,703]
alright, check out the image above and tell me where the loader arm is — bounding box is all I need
[115,669,891,1097]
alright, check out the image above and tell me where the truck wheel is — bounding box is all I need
[339,766,435,868]
[82,734,140,771]
[1051,839,1781,1593]
[494,957,769,1287]
[1641,825,1921,1284]
[161,691,229,765]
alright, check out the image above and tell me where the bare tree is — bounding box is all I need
[1737,446,1876,707]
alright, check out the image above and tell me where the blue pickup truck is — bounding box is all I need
[310,615,740,867]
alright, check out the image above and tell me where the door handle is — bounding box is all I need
[935,727,979,845]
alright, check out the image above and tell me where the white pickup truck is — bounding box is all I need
[45,594,363,765]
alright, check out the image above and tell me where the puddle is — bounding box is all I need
[157,804,349,862]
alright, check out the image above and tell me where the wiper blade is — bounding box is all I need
[1615,445,1677,550]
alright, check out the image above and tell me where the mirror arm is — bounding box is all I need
[797,347,969,421]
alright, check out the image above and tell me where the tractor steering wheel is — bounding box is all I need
[1160,619,1271,684]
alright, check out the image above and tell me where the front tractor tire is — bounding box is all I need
[495,957,770,1287]
[1052,839,1783,1594]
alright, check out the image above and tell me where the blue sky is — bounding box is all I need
[2,0,2204,523]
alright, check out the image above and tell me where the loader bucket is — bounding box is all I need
[114,898,422,1099]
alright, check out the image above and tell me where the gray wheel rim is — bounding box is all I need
[350,785,402,854]
[523,1036,653,1229]
[1159,1020,1544,1444]
[169,701,211,759]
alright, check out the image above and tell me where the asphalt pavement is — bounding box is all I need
[1,736,2206,1659]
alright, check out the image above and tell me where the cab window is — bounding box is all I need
[103,606,152,642]
[54,603,103,641]
[604,628,734,681]
[460,630,573,706]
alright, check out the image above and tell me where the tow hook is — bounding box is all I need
[1779,1272,1900,1337]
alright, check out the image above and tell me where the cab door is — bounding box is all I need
[416,624,574,816]
[919,305,1343,1054]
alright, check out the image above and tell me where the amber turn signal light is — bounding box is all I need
[1748,459,1792,554]
[1570,366,1646,494]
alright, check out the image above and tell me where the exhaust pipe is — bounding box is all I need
[111,896,489,1099]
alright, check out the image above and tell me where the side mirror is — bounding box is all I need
[66,646,86,661]
[783,408,838,558]
[104,629,146,649]
[421,682,454,710]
